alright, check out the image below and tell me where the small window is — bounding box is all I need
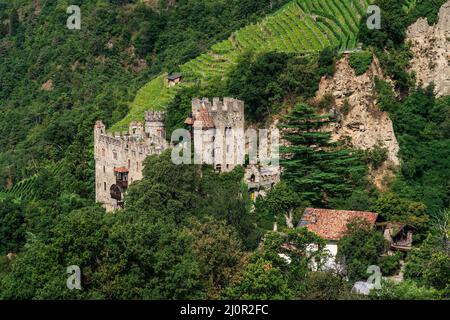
[103,166,106,173]
[104,182,106,191]
[102,148,105,157]
[113,152,118,160]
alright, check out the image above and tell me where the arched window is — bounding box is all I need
[250,174,256,183]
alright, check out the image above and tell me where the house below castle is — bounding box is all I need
[298,208,380,270]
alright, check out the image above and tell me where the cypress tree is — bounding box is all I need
[279,103,366,206]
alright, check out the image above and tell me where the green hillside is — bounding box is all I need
[110,0,372,131]
[0,162,64,201]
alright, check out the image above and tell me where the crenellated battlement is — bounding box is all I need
[192,97,244,114]
[94,112,168,212]
[145,111,165,122]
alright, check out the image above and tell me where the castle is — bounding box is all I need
[186,97,245,171]
[94,111,168,211]
[94,97,279,211]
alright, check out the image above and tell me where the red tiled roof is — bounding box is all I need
[114,167,129,173]
[196,108,215,128]
[299,208,378,241]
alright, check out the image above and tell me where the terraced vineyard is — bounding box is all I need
[110,0,372,132]
[0,162,64,202]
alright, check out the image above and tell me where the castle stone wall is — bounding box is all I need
[94,117,167,211]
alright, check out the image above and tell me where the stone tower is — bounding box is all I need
[94,115,168,212]
[145,111,166,139]
[186,97,245,172]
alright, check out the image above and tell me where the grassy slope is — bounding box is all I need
[110,0,372,132]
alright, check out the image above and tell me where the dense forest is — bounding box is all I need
[0,0,449,300]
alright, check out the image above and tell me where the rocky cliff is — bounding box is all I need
[315,55,400,189]
[406,0,450,97]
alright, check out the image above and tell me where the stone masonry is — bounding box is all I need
[95,97,280,211]
[94,111,168,211]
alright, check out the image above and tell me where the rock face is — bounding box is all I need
[315,55,400,189]
[406,0,450,97]
[317,55,400,166]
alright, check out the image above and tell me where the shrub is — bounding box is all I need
[379,252,402,276]
[349,51,373,76]
[362,142,389,169]
[370,280,442,300]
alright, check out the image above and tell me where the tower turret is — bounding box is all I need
[144,111,166,139]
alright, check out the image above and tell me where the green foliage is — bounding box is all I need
[374,77,397,112]
[255,181,302,230]
[378,252,402,276]
[337,218,388,282]
[318,46,338,77]
[300,271,352,300]
[226,51,321,122]
[371,193,429,240]
[0,197,26,254]
[226,52,287,121]
[0,149,255,299]
[348,51,373,76]
[164,86,200,139]
[390,89,450,213]
[223,258,293,300]
[279,103,367,206]
[225,228,328,299]
[361,141,389,169]
[377,45,414,92]
[404,210,450,294]
[187,218,248,299]
[370,280,442,300]
[328,188,379,212]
